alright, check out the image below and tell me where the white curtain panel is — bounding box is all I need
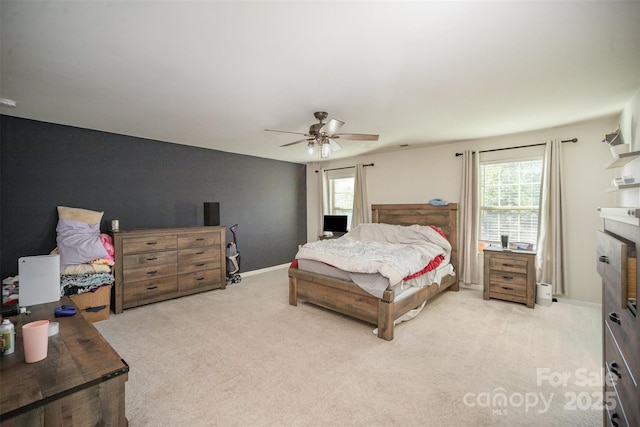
[459,150,480,284]
[352,163,370,227]
[536,139,566,295]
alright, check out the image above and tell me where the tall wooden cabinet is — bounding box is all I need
[112,226,226,314]
[597,209,639,426]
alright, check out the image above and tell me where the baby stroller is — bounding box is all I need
[226,224,241,284]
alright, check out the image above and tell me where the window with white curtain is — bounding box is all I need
[479,158,543,247]
[327,169,355,230]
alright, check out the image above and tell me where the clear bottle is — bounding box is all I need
[0,318,15,355]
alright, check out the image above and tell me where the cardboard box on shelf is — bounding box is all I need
[69,285,111,323]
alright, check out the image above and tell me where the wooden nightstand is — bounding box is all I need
[483,247,536,308]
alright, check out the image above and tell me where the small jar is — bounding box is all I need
[0,318,15,355]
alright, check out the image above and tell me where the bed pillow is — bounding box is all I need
[56,219,108,269]
[56,206,107,270]
[57,205,103,225]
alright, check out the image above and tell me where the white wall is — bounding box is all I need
[306,115,621,304]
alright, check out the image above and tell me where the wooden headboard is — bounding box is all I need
[371,203,459,276]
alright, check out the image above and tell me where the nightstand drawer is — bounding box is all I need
[489,272,527,297]
[490,256,528,274]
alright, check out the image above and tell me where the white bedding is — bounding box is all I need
[295,223,454,298]
[297,258,454,300]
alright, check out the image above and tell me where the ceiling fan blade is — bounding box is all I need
[280,138,313,147]
[333,133,379,141]
[265,129,308,136]
[320,118,345,136]
[328,138,342,151]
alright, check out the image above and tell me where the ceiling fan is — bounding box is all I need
[265,111,379,158]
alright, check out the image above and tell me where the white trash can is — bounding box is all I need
[536,283,553,306]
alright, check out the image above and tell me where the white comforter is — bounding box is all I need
[295,223,451,288]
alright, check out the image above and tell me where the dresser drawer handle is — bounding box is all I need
[609,362,621,378]
[196,251,205,255]
[196,277,205,281]
[608,312,621,325]
[501,286,514,291]
[196,263,206,267]
[146,242,158,246]
[598,255,609,264]
[501,276,514,280]
[146,270,158,275]
[502,263,515,267]
[196,238,205,241]
[147,285,158,290]
[146,257,158,261]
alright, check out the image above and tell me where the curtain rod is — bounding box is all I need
[315,163,374,173]
[454,138,578,157]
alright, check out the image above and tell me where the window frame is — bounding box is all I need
[479,155,543,249]
[325,169,356,230]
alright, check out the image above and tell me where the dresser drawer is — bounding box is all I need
[122,235,177,254]
[178,232,220,249]
[605,326,638,420]
[179,246,219,263]
[123,250,177,268]
[123,275,178,304]
[489,272,527,297]
[179,259,220,274]
[597,231,628,285]
[605,378,630,427]
[490,256,528,274]
[123,262,177,283]
[179,269,222,292]
[604,299,639,385]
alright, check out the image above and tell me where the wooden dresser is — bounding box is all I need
[483,247,536,308]
[112,226,226,314]
[0,297,128,426]
[597,209,639,427]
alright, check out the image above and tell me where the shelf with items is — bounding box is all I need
[605,149,640,169]
[606,182,640,192]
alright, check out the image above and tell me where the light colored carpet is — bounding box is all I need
[95,267,602,426]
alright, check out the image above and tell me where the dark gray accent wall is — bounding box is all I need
[0,115,306,278]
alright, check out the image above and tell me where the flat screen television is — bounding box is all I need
[323,215,348,235]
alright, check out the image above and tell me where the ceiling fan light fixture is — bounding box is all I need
[307,141,315,156]
[320,140,331,158]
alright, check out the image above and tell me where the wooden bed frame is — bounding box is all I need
[289,203,459,340]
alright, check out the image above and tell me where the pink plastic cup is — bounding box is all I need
[22,320,50,363]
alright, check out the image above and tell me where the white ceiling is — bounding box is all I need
[1,1,639,164]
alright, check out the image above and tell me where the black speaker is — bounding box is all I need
[204,202,220,226]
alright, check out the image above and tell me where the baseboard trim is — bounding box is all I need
[553,296,601,308]
[240,263,289,278]
[459,283,482,291]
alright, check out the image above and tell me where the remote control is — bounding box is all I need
[54,305,77,317]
